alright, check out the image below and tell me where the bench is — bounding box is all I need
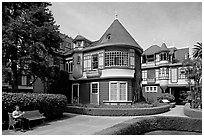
[23,110,45,129]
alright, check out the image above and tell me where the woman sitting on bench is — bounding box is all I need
[12,105,28,132]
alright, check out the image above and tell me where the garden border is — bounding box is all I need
[95,116,202,135]
[65,104,170,116]
[184,103,202,119]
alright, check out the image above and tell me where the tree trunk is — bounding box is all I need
[11,60,18,93]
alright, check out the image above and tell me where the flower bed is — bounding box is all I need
[184,103,202,119]
[65,103,170,116]
[95,116,202,135]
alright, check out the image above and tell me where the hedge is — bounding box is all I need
[184,103,202,119]
[157,93,175,103]
[2,92,68,122]
[95,116,202,135]
[65,104,170,116]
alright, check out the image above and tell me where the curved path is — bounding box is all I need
[2,105,187,135]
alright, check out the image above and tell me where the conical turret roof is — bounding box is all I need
[97,19,143,54]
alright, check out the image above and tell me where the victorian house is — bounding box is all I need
[141,43,190,103]
[63,19,143,105]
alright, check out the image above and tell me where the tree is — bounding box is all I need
[193,42,202,59]
[2,2,62,92]
[183,42,202,108]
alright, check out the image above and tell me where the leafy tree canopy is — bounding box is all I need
[2,2,62,92]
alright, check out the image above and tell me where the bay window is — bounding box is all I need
[105,51,129,67]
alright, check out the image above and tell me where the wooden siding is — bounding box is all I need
[76,79,133,105]
[79,82,90,104]
[99,81,109,104]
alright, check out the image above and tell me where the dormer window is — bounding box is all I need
[146,55,154,62]
[160,52,168,61]
[106,34,111,40]
[76,41,82,47]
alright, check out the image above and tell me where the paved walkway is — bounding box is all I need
[2,105,187,135]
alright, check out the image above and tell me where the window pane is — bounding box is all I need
[110,83,117,101]
[105,51,129,67]
[92,54,98,69]
[21,76,27,86]
[92,83,98,93]
[120,83,126,101]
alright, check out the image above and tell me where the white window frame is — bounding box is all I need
[142,70,147,81]
[171,68,178,83]
[145,86,157,93]
[90,82,99,104]
[21,75,27,86]
[109,81,128,101]
[105,51,129,67]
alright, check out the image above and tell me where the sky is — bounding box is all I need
[49,2,202,51]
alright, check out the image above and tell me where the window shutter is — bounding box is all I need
[87,55,91,71]
[98,51,104,69]
[130,49,135,68]
[83,55,87,71]
[119,82,126,101]
[110,82,117,101]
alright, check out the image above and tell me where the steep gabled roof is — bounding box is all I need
[97,19,143,53]
[169,47,177,54]
[73,35,92,43]
[143,45,160,55]
[175,48,189,62]
[157,43,170,53]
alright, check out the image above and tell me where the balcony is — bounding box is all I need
[86,70,102,78]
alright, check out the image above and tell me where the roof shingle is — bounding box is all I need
[96,19,143,53]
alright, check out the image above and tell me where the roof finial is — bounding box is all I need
[162,37,165,43]
[115,10,118,19]
[153,38,156,45]
[172,41,175,47]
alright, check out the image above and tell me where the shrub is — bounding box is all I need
[2,92,68,123]
[66,104,170,116]
[157,93,175,103]
[95,116,202,135]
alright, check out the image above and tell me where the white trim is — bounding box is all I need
[145,86,157,93]
[90,82,99,105]
[109,81,128,101]
[72,83,79,104]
